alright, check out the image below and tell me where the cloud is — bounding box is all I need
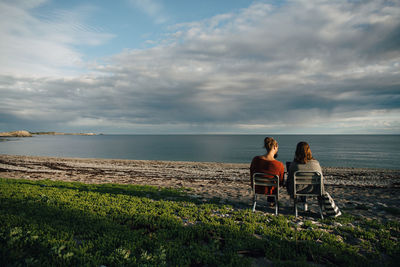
[0,0,399,133]
[128,0,168,24]
[0,0,114,77]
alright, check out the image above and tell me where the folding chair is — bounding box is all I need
[293,171,324,219]
[252,173,280,215]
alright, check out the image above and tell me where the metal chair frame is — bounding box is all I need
[293,171,324,219]
[252,172,280,215]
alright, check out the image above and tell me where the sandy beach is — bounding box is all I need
[0,154,399,222]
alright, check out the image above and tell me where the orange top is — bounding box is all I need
[250,156,285,195]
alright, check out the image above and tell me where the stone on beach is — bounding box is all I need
[0,154,399,222]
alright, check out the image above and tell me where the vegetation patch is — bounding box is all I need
[382,207,400,216]
[1,178,399,266]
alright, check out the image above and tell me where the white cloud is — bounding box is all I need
[0,1,114,77]
[128,0,168,24]
[0,0,399,133]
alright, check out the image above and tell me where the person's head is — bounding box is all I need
[294,141,313,164]
[264,137,278,157]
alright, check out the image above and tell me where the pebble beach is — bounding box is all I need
[0,154,399,222]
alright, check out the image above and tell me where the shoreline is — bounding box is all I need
[1,154,399,221]
[1,153,399,171]
[0,130,96,137]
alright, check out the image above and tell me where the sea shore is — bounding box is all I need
[0,154,399,221]
[0,130,96,137]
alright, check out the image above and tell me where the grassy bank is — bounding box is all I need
[0,178,399,266]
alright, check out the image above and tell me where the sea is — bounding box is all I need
[0,135,399,170]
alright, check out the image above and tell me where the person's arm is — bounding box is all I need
[279,162,285,187]
[315,161,323,175]
[312,160,325,193]
[250,159,255,188]
[286,161,298,195]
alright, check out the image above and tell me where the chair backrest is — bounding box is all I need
[293,171,323,197]
[252,172,280,195]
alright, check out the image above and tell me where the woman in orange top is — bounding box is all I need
[250,137,285,198]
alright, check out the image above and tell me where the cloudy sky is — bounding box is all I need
[1,0,399,134]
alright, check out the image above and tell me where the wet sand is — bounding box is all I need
[0,154,399,221]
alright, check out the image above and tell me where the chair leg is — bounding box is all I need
[294,198,298,218]
[319,204,324,219]
[275,196,278,216]
[252,194,257,212]
[318,197,324,219]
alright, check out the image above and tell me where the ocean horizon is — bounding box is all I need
[1,134,399,170]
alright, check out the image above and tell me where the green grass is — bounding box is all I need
[1,178,399,266]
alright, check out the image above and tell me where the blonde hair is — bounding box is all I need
[263,137,277,152]
[294,141,314,164]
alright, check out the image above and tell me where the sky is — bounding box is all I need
[0,0,399,134]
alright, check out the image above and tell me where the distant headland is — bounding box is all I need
[0,130,97,137]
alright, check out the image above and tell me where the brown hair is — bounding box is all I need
[264,137,277,152]
[294,141,314,164]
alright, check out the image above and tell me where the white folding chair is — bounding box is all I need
[293,171,324,219]
[252,173,280,215]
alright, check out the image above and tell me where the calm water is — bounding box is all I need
[0,135,399,169]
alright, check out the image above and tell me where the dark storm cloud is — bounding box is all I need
[1,0,399,133]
